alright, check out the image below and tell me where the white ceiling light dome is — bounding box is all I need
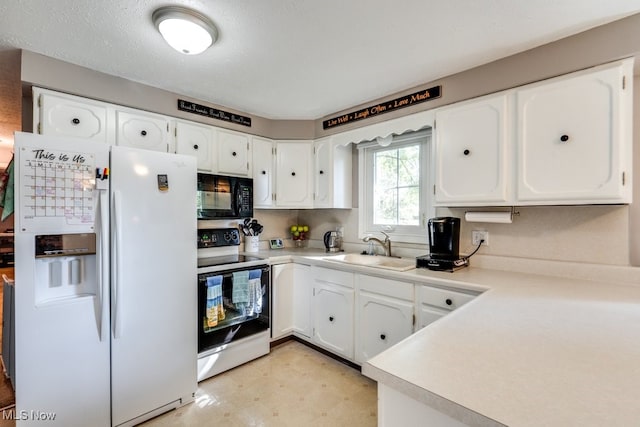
[152,6,218,55]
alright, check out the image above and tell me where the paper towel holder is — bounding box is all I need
[464,207,520,223]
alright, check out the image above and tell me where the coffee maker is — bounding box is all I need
[416,217,468,271]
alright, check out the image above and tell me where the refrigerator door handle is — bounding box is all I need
[96,189,109,341]
[112,189,123,339]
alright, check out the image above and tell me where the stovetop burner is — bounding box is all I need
[197,254,266,269]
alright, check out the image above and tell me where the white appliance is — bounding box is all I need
[13,132,197,426]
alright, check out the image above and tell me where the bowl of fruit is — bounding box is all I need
[290,224,310,247]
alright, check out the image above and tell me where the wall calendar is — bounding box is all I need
[19,147,96,226]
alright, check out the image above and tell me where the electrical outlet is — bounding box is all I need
[472,230,489,246]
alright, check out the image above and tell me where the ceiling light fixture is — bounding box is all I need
[152,6,218,55]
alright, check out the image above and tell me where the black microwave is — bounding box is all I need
[196,174,253,219]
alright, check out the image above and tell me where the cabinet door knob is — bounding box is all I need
[380,334,386,340]
[319,170,324,175]
[193,144,199,150]
[141,130,147,136]
[329,316,334,322]
[261,170,266,175]
[232,151,237,156]
[560,134,570,142]
[463,149,470,156]
[71,118,80,125]
[291,172,296,176]
[445,298,453,306]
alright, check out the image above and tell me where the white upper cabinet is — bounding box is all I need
[314,137,352,209]
[215,128,250,177]
[275,140,314,208]
[432,58,633,207]
[34,88,110,144]
[115,109,171,152]
[434,94,510,206]
[516,59,633,204]
[252,136,275,208]
[175,120,214,171]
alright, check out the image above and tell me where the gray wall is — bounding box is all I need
[314,12,640,137]
[20,50,315,140]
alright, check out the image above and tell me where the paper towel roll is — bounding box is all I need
[464,211,512,223]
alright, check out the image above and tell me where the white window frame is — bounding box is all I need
[358,129,434,245]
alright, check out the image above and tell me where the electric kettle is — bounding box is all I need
[323,231,341,252]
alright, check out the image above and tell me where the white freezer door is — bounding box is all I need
[109,146,197,427]
[13,132,111,426]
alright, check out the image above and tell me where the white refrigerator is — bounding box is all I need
[13,132,197,426]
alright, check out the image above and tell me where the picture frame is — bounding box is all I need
[269,238,284,249]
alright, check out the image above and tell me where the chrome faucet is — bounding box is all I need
[363,231,392,257]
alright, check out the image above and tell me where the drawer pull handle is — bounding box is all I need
[291,172,296,176]
[141,130,147,136]
[319,170,324,175]
[380,334,386,340]
[261,170,266,175]
[463,149,470,156]
[232,151,237,156]
[193,144,199,150]
[72,118,80,125]
[560,134,570,143]
[329,316,334,322]
[445,298,453,306]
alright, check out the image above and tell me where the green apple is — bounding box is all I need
[302,225,309,232]
[290,225,298,232]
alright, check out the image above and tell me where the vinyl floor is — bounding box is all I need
[143,340,378,427]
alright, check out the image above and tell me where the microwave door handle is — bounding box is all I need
[234,183,242,216]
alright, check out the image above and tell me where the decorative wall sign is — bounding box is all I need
[322,86,442,130]
[178,99,252,127]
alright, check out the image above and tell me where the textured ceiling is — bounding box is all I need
[1,1,640,120]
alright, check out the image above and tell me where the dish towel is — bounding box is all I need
[205,275,224,328]
[0,155,14,221]
[247,269,263,315]
[232,271,250,305]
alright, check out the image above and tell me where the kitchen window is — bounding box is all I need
[358,129,433,244]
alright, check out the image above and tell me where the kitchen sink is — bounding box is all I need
[323,253,416,271]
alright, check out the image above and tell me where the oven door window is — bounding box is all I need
[198,266,270,353]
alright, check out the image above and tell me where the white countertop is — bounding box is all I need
[259,248,640,426]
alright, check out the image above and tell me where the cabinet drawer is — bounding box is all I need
[358,274,413,301]
[312,266,353,288]
[419,285,476,311]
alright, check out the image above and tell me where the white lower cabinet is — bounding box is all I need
[292,264,312,339]
[311,267,354,360]
[355,275,414,364]
[271,263,312,340]
[417,284,477,329]
[272,263,294,340]
[274,262,480,364]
